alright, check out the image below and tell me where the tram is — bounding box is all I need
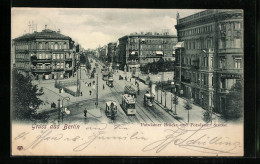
[107,76,114,87]
[105,101,117,118]
[144,93,155,107]
[122,94,136,115]
[102,71,109,81]
[124,85,137,98]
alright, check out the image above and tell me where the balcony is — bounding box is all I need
[65,58,73,61]
[31,68,52,72]
[181,77,191,83]
[53,68,64,71]
[219,88,229,93]
[217,48,243,54]
[31,58,52,63]
[64,67,73,71]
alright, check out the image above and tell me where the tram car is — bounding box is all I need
[122,94,136,115]
[124,85,137,98]
[105,101,117,117]
[107,76,114,87]
[102,71,109,81]
[144,93,155,107]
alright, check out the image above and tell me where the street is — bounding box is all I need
[35,58,223,125]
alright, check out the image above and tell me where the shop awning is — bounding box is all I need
[130,51,138,55]
[156,51,163,55]
[174,42,184,48]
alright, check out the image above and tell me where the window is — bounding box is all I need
[204,57,208,67]
[57,63,60,68]
[54,43,58,50]
[212,76,214,87]
[53,54,56,59]
[235,22,241,30]
[221,79,226,89]
[39,43,43,49]
[51,44,53,49]
[210,57,213,68]
[60,63,64,68]
[39,54,42,59]
[234,38,241,48]
[57,54,60,59]
[234,58,242,69]
[60,54,63,59]
[63,43,67,49]
[219,58,226,69]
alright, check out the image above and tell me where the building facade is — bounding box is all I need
[118,32,178,72]
[174,9,243,114]
[13,29,79,80]
[107,42,117,63]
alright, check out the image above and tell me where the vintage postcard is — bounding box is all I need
[11,8,244,156]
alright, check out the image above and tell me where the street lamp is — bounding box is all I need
[61,97,70,123]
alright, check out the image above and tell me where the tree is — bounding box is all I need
[222,81,243,120]
[85,55,92,71]
[12,69,43,121]
[80,54,86,64]
[183,100,192,123]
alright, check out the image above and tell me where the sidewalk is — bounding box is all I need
[155,89,224,124]
[34,67,100,113]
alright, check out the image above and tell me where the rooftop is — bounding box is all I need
[13,29,71,42]
[178,9,243,24]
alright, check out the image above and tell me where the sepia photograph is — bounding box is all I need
[11,8,244,156]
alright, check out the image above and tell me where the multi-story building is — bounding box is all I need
[118,32,178,72]
[13,29,79,80]
[107,42,117,63]
[174,9,243,114]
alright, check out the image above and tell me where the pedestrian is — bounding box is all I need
[130,78,131,82]
[93,81,95,85]
[103,84,105,90]
[89,90,92,95]
[90,83,91,86]
[84,108,87,118]
[81,92,83,96]
[138,89,140,95]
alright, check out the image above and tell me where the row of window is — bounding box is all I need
[179,25,213,37]
[182,56,213,68]
[182,71,212,86]
[15,62,30,69]
[32,53,73,59]
[219,22,241,31]
[219,58,242,69]
[16,53,30,59]
[15,42,69,50]
[184,38,213,50]
[218,38,242,49]
[130,38,177,44]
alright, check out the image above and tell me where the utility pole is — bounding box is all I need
[164,90,167,108]
[161,82,163,104]
[96,72,98,108]
[76,65,80,96]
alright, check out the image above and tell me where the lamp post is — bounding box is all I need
[157,76,160,102]
[210,92,213,124]
[61,97,70,123]
[58,99,61,122]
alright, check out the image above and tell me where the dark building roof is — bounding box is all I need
[119,33,177,41]
[13,29,71,42]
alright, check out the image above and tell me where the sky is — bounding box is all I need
[11,8,204,49]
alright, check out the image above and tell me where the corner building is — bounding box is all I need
[13,29,79,80]
[175,9,243,114]
[118,32,178,72]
